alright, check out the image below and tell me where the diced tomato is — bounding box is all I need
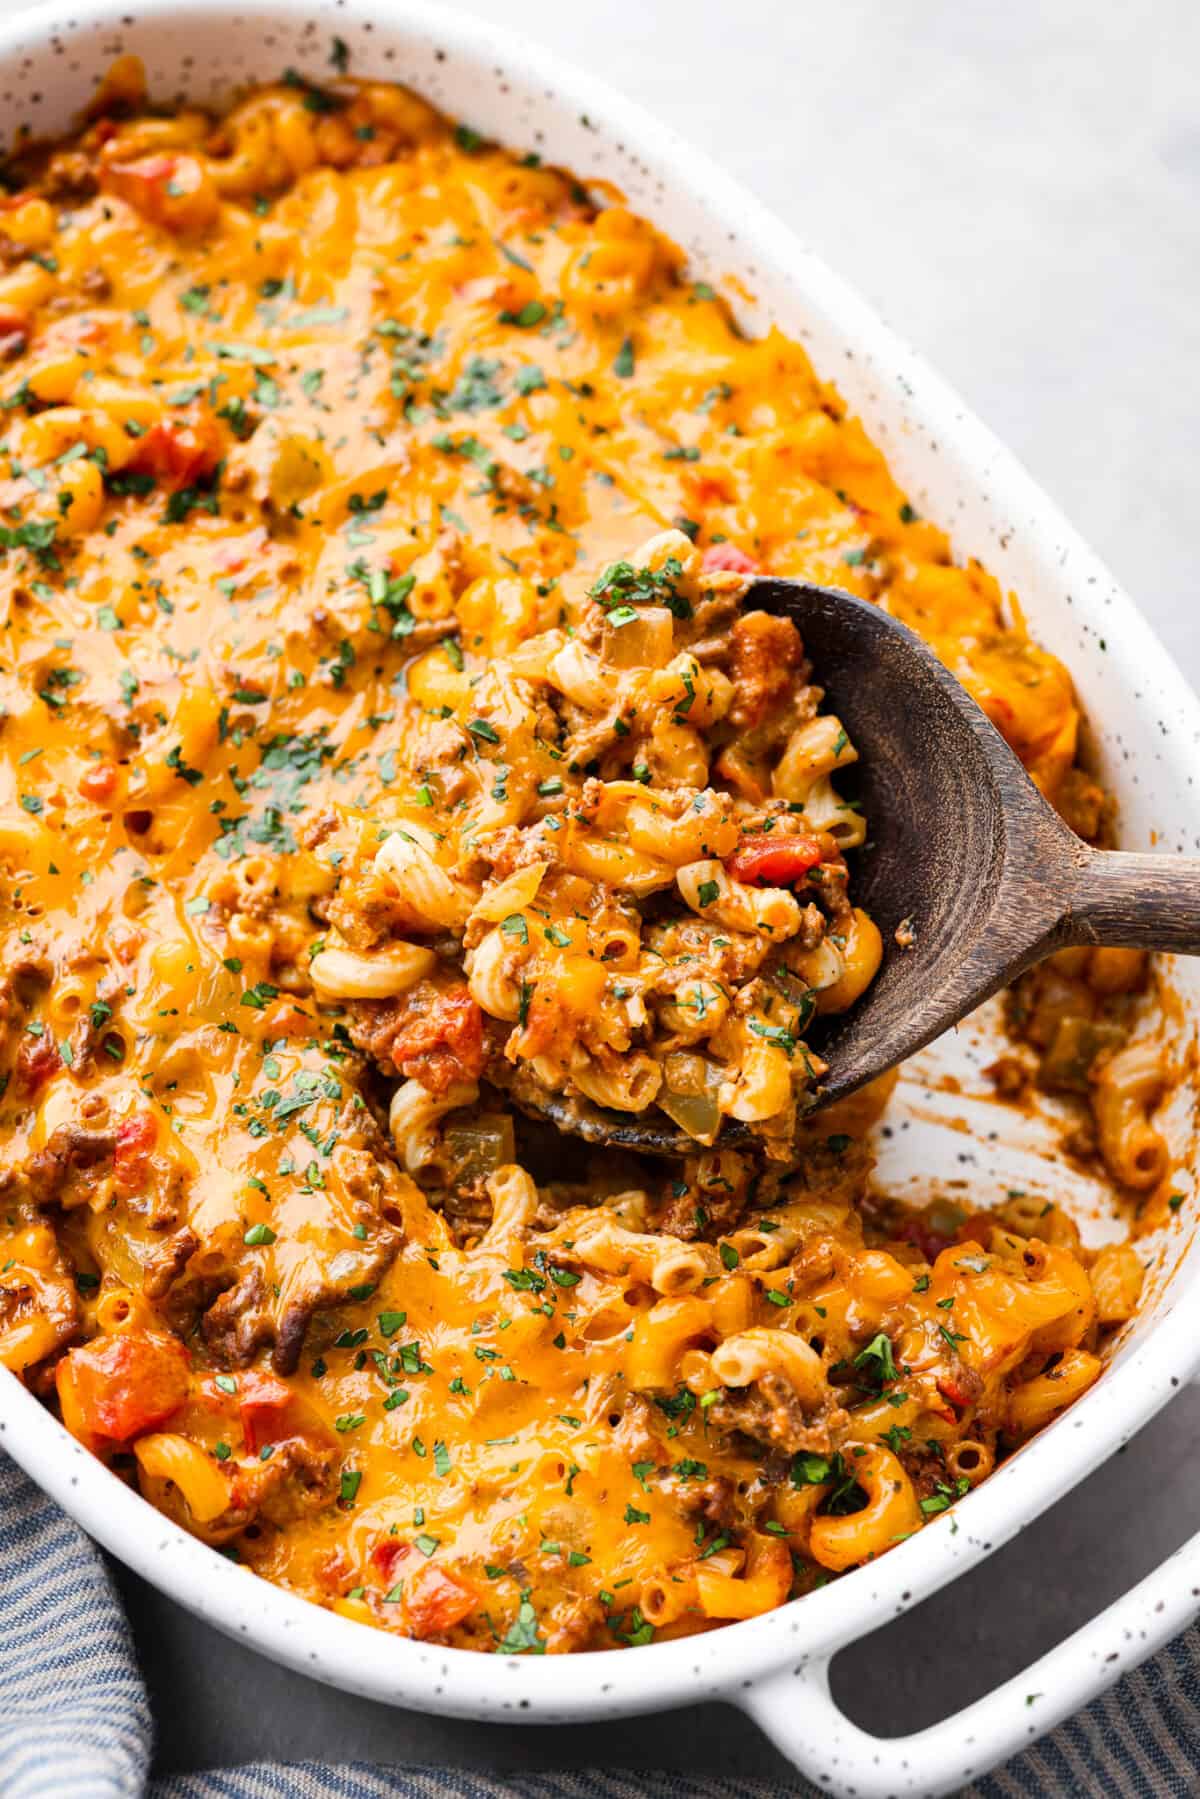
[37,312,109,353]
[261,998,317,1040]
[125,409,223,489]
[14,1033,61,1096]
[936,1374,973,1412]
[701,543,758,575]
[0,303,29,357]
[238,1369,298,1452]
[979,693,1017,740]
[686,473,733,509]
[313,1546,353,1594]
[113,1112,157,1190]
[405,1565,479,1637]
[79,760,120,803]
[58,1329,189,1444]
[101,152,218,235]
[726,834,825,886]
[362,980,485,1095]
[893,1218,954,1262]
[508,982,564,1062]
[370,1538,412,1581]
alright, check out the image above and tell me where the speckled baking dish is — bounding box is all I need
[2,2,1199,1792]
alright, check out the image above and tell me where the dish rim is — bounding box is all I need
[0,0,1198,1742]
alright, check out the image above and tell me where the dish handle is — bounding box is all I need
[739,1525,1200,1798]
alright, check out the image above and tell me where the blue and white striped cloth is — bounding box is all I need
[3,1451,1200,1799]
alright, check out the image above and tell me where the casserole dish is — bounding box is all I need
[1,0,1199,1790]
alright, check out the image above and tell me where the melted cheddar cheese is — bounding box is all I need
[0,60,1155,1653]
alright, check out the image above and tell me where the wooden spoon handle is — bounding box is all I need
[1062,848,1200,954]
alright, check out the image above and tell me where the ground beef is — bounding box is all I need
[219,1436,339,1533]
[803,859,852,927]
[727,612,805,730]
[609,1392,662,1466]
[440,1174,493,1243]
[900,1446,958,1507]
[202,1267,275,1368]
[679,1474,738,1533]
[543,1595,607,1653]
[39,149,99,199]
[710,1373,840,1457]
[936,1362,985,1414]
[656,1151,751,1241]
[13,1032,62,1098]
[78,267,112,299]
[685,586,743,645]
[0,1253,78,1367]
[141,1227,199,1301]
[23,1124,115,1207]
[272,1231,402,1375]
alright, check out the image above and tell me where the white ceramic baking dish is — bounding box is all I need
[2,2,1199,1791]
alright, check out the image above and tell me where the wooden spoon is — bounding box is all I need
[514,578,1200,1157]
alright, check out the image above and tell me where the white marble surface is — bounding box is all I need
[8,0,1200,1781]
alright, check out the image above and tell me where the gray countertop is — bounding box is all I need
[44,0,1200,1779]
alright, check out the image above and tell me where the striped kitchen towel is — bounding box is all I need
[3,1450,1199,1799]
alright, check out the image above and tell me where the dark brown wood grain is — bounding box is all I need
[523,577,1200,1157]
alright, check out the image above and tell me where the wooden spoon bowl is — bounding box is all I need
[519,579,1200,1157]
